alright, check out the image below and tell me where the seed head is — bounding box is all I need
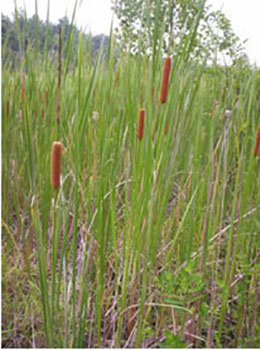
[164,119,169,135]
[160,57,171,104]
[6,99,10,117]
[137,108,145,141]
[51,142,63,189]
[21,74,26,102]
[253,125,260,157]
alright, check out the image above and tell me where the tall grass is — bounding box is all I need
[2,0,260,348]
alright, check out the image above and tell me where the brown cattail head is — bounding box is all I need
[56,97,60,124]
[253,125,260,157]
[137,108,145,141]
[6,99,10,117]
[222,87,226,102]
[21,73,26,102]
[160,57,171,103]
[41,107,44,120]
[51,142,63,189]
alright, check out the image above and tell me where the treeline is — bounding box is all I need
[1,12,109,63]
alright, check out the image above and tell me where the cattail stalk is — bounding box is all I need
[253,125,260,157]
[137,108,145,141]
[51,142,63,189]
[160,57,171,103]
[56,27,62,124]
[151,86,155,103]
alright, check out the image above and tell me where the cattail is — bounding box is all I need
[41,107,44,120]
[21,74,26,102]
[160,57,171,103]
[137,108,145,141]
[164,119,169,135]
[221,87,226,102]
[56,99,60,124]
[6,99,10,117]
[253,125,260,157]
[51,142,63,189]
[45,90,48,105]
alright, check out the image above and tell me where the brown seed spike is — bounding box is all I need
[21,74,26,102]
[137,108,145,141]
[6,99,10,117]
[160,57,171,104]
[164,119,169,135]
[253,125,260,157]
[51,142,63,189]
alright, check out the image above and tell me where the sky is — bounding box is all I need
[1,0,260,66]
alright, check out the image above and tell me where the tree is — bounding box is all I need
[111,0,246,63]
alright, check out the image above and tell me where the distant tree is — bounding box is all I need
[1,12,110,65]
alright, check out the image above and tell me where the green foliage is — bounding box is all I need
[159,331,187,348]
[112,0,247,63]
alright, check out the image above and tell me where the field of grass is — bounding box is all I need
[2,7,260,348]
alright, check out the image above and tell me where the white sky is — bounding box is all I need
[1,0,260,66]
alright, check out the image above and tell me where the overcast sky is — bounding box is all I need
[1,0,260,66]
